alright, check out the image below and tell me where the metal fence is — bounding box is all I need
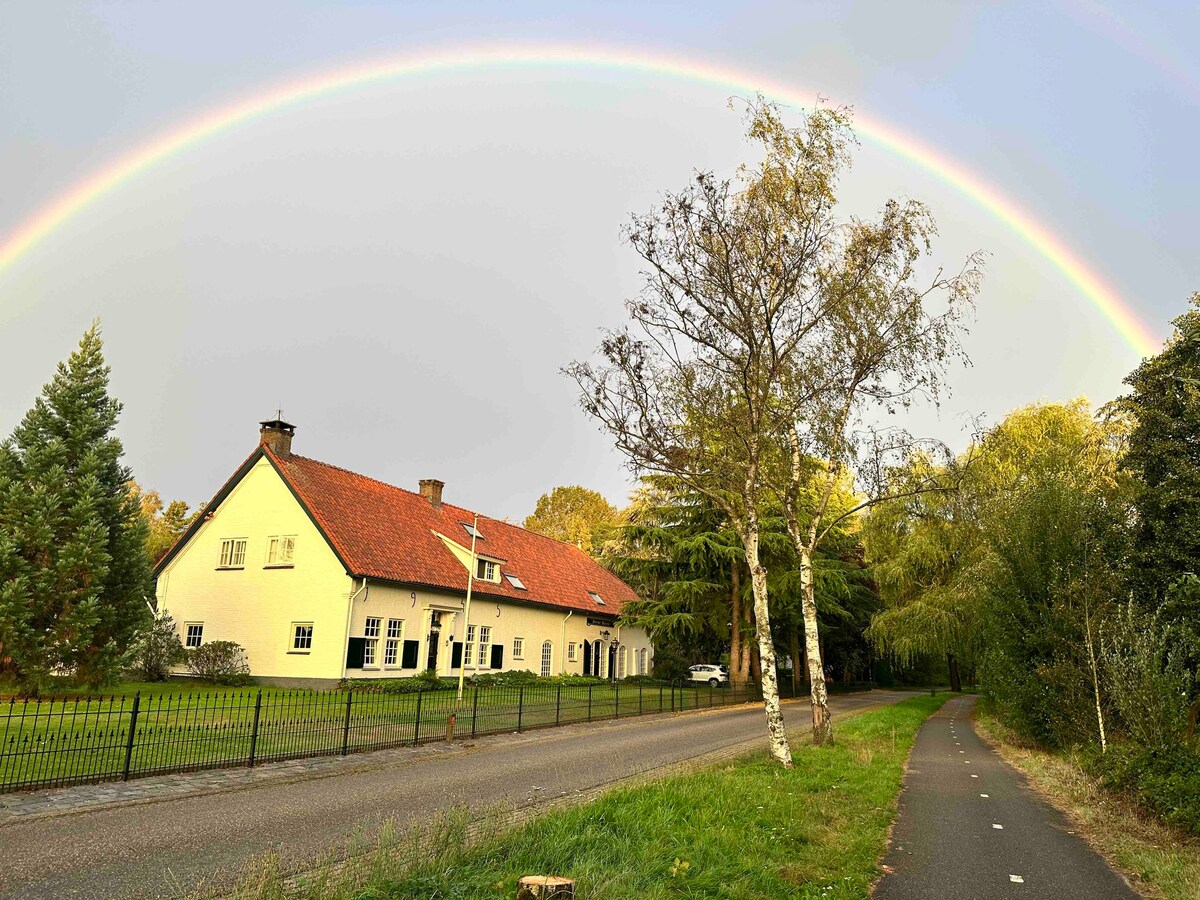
[0,680,762,794]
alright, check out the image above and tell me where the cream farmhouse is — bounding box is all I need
[154,420,652,687]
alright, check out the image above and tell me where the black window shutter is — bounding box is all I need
[345,637,366,670]
[401,639,419,669]
[490,644,504,670]
[451,642,463,669]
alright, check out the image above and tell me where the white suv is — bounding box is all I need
[687,664,729,686]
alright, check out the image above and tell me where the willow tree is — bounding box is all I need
[568,98,858,768]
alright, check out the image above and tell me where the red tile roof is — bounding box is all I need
[264,446,636,616]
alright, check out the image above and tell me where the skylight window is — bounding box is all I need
[505,573,527,590]
[461,522,483,540]
[588,591,605,606]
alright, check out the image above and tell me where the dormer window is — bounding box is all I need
[505,573,526,590]
[476,559,498,582]
[462,522,483,540]
[588,591,605,606]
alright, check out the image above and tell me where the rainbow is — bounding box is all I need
[0,43,1160,357]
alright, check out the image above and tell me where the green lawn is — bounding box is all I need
[259,694,948,900]
[1,680,752,792]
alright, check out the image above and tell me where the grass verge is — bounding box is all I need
[976,710,1200,900]
[222,693,947,900]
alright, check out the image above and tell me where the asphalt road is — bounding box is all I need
[0,689,913,899]
[875,695,1138,900]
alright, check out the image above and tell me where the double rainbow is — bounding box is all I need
[0,44,1159,357]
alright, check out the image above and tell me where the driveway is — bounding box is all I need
[0,689,914,898]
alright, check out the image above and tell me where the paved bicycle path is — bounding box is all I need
[875,695,1137,900]
[0,689,914,899]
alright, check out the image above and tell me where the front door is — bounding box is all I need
[426,611,442,672]
[583,639,592,676]
[607,644,617,681]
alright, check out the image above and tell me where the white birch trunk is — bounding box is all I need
[743,528,793,768]
[800,544,832,745]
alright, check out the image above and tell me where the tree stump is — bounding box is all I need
[516,875,575,898]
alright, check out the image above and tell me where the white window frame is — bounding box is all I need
[218,538,247,569]
[478,625,491,668]
[184,622,204,648]
[618,647,627,679]
[290,622,313,653]
[384,618,403,667]
[475,559,498,582]
[363,617,381,667]
[465,624,476,669]
[513,637,524,660]
[567,642,577,662]
[266,535,296,567]
[540,640,553,677]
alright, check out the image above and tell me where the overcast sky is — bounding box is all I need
[1,1,1196,521]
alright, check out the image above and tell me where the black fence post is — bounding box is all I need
[709,683,713,707]
[517,685,525,733]
[638,684,643,716]
[614,683,620,719]
[670,683,675,712]
[587,684,593,722]
[471,685,480,738]
[121,692,141,781]
[341,690,354,755]
[248,689,263,767]
[413,689,424,746]
[555,685,562,726]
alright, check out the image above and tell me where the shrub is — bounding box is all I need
[124,614,185,682]
[340,673,456,694]
[186,641,252,685]
[1101,603,1196,749]
[1088,741,1200,835]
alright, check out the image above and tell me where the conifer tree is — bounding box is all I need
[0,323,150,691]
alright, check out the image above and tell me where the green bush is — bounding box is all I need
[185,641,252,685]
[124,614,185,682]
[1088,741,1200,835]
[1102,603,1196,749]
[340,672,457,694]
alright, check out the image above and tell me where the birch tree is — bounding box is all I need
[567,99,857,767]
[755,101,983,743]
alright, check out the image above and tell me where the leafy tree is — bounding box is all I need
[865,400,1133,748]
[569,99,864,767]
[523,485,618,555]
[0,323,151,691]
[129,481,200,565]
[1121,293,1200,604]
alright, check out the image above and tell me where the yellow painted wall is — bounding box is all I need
[155,457,355,680]
[348,582,653,679]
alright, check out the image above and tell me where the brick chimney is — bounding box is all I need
[259,418,296,456]
[419,478,444,508]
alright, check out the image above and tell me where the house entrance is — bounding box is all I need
[427,611,442,672]
[582,639,592,676]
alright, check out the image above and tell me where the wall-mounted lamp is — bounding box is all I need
[599,629,611,641]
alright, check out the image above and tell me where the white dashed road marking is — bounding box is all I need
[1010,875,1025,883]
[980,793,989,798]
[993,823,1004,830]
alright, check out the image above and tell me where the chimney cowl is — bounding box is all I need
[419,478,444,508]
[259,418,296,457]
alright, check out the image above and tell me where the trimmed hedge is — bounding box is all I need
[1087,741,1200,835]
